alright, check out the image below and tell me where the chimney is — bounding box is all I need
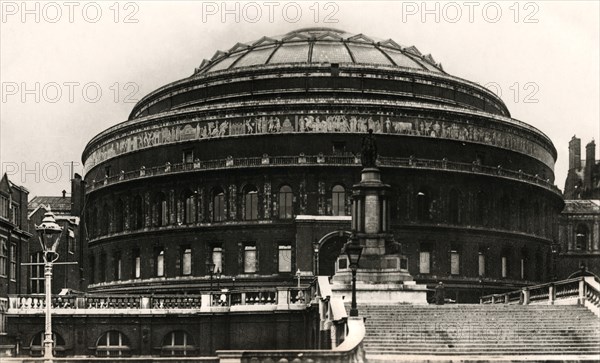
[71,173,84,217]
[569,135,581,170]
[584,140,596,191]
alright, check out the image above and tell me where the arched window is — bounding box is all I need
[244,185,258,220]
[101,204,110,235]
[154,193,168,227]
[134,195,144,230]
[278,185,293,219]
[30,331,65,357]
[161,331,196,356]
[96,331,130,357]
[183,190,196,224]
[448,188,460,224]
[416,188,430,221]
[212,188,225,222]
[115,199,124,232]
[575,224,589,251]
[332,185,346,216]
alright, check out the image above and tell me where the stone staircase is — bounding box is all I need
[359,304,600,360]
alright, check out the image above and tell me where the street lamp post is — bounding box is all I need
[216,268,222,290]
[206,262,215,292]
[343,241,363,317]
[551,243,561,281]
[35,210,63,363]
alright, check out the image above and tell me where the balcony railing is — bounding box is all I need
[86,155,561,196]
[481,276,600,317]
[7,287,311,314]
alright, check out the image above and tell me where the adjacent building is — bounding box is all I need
[0,173,32,346]
[558,136,600,278]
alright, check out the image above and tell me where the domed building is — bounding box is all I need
[82,27,563,302]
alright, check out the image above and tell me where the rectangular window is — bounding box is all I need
[278,245,292,273]
[419,251,430,274]
[30,252,44,293]
[68,228,75,254]
[9,243,16,281]
[182,248,192,276]
[450,250,460,275]
[132,249,141,279]
[11,204,19,226]
[212,247,223,273]
[156,248,165,277]
[478,252,486,276]
[244,244,257,273]
[183,150,194,164]
[114,252,122,281]
[0,239,6,276]
[161,200,168,226]
[501,256,508,278]
[0,195,9,219]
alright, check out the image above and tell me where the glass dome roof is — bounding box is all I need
[195,27,444,74]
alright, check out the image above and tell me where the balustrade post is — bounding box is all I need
[523,288,530,305]
[491,295,496,304]
[549,283,555,305]
[504,293,509,304]
[277,287,289,309]
[579,278,586,305]
[141,297,150,309]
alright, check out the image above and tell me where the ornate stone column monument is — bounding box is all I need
[331,130,428,304]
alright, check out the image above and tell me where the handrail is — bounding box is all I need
[85,155,561,196]
[480,276,600,317]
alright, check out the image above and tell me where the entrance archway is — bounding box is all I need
[317,230,351,277]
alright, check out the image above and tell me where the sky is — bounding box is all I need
[1,0,599,198]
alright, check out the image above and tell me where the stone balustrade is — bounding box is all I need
[6,287,311,315]
[216,276,366,363]
[481,276,600,316]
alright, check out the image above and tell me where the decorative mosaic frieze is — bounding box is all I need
[84,112,554,173]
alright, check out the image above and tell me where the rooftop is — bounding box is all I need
[194,27,444,75]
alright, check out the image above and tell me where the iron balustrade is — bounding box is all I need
[86,155,561,196]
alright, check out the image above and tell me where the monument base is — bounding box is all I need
[330,279,428,305]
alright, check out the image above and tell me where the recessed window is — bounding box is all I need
[575,224,589,251]
[213,188,225,222]
[96,331,130,357]
[155,248,165,277]
[501,256,508,278]
[182,247,192,276]
[132,249,141,279]
[183,191,196,224]
[162,331,195,356]
[0,239,7,277]
[478,251,486,276]
[332,185,346,216]
[278,185,293,219]
[278,245,292,273]
[30,331,65,357]
[211,246,223,273]
[244,186,258,221]
[244,244,257,273]
[183,150,194,164]
[416,189,430,221]
[450,249,460,275]
[419,244,431,274]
